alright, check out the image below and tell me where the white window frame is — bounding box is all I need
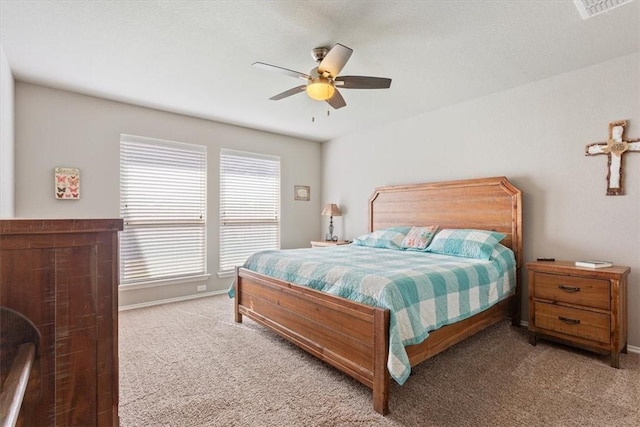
[219,149,280,277]
[120,134,208,289]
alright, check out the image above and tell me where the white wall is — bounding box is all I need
[322,53,640,347]
[15,83,322,307]
[0,45,15,217]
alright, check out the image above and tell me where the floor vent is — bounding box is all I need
[573,0,634,19]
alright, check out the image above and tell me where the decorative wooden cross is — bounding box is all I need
[585,120,640,195]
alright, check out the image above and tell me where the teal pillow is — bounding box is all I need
[352,226,412,250]
[426,229,505,260]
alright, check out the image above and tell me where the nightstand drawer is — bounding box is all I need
[534,302,610,344]
[533,272,609,310]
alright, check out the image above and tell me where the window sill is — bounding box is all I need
[217,270,235,279]
[119,274,211,291]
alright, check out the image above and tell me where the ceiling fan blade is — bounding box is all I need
[325,89,346,109]
[318,43,353,77]
[269,85,307,100]
[335,76,392,89]
[253,62,310,80]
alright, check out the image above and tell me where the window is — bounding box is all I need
[219,149,280,275]
[120,135,207,286]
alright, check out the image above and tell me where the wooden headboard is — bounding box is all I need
[368,176,523,269]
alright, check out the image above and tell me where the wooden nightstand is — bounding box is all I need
[527,260,630,367]
[310,240,350,248]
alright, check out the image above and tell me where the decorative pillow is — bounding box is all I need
[401,226,439,251]
[426,229,506,260]
[352,226,412,250]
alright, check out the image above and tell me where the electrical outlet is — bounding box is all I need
[197,285,206,292]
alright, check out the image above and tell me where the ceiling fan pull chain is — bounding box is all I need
[327,110,330,117]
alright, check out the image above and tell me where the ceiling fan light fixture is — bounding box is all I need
[306,78,335,101]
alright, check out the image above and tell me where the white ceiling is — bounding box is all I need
[1,1,638,142]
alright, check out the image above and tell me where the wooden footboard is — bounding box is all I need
[235,268,391,414]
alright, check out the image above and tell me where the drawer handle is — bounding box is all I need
[558,316,580,325]
[558,285,580,293]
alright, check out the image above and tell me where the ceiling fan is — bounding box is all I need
[253,43,392,109]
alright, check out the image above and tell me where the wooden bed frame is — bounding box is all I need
[234,176,522,414]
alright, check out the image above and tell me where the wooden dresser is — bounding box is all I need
[0,219,123,426]
[527,260,630,367]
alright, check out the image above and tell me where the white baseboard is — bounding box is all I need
[628,345,640,354]
[118,289,228,311]
[518,319,639,354]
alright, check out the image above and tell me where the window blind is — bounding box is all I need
[219,149,280,274]
[120,135,207,285]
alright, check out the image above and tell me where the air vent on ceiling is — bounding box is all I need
[573,0,633,19]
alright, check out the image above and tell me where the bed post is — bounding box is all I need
[508,183,523,327]
[372,308,390,415]
[234,268,242,323]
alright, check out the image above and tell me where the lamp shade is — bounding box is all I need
[321,203,342,217]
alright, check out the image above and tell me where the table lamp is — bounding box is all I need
[321,203,342,241]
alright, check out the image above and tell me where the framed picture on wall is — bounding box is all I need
[294,185,310,201]
[54,167,80,200]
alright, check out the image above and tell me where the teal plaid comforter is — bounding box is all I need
[236,244,516,385]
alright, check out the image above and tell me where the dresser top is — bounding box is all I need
[0,219,123,235]
[527,260,630,277]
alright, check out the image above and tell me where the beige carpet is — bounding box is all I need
[119,295,640,426]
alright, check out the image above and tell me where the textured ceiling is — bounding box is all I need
[1,1,638,142]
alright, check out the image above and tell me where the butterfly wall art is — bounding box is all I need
[54,167,80,199]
